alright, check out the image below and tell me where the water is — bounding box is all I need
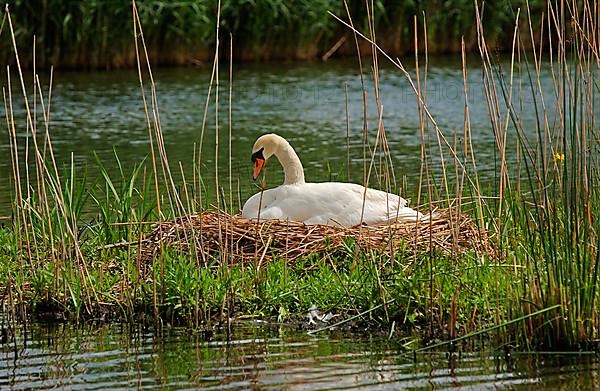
[0,321,597,390]
[0,57,572,215]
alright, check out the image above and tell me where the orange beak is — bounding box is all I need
[253,158,265,180]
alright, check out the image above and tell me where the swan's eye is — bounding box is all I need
[251,147,265,163]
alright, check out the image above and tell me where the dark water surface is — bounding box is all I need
[0,57,572,215]
[1,321,598,390]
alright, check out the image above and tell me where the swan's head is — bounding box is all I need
[251,133,283,180]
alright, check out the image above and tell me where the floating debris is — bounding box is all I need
[307,305,335,325]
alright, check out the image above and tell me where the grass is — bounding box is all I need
[1,0,547,68]
[0,0,599,354]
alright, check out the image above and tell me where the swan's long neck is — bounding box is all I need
[275,140,305,185]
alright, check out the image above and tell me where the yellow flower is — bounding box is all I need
[553,153,565,162]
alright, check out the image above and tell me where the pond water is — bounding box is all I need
[0,56,572,215]
[0,321,597,390]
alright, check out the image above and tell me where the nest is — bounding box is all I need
[138,208,493,265]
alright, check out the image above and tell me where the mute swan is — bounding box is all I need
[241,133,423,227]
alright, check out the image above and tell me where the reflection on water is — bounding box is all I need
[1,57,580,215]
[1,321,598,390]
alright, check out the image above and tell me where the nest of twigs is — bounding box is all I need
[139,208,493,264]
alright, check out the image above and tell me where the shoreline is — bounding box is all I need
[0,220,500,347]
[2,0,546,70]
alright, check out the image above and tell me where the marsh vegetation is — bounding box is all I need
[3,0,547,67]
[0,0,599,356]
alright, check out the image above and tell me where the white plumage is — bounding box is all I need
[241,134,423,227]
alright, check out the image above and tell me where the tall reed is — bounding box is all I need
[491,0,600,348]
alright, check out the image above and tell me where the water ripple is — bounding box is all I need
[0,315,599,388]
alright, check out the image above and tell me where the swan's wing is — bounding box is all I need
[241,189,281,219]
[360,186,422,223]
[242,184,352,224]
[241,186,321,221]
[300,183,414,226]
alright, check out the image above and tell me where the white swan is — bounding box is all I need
[241,134,423,227]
